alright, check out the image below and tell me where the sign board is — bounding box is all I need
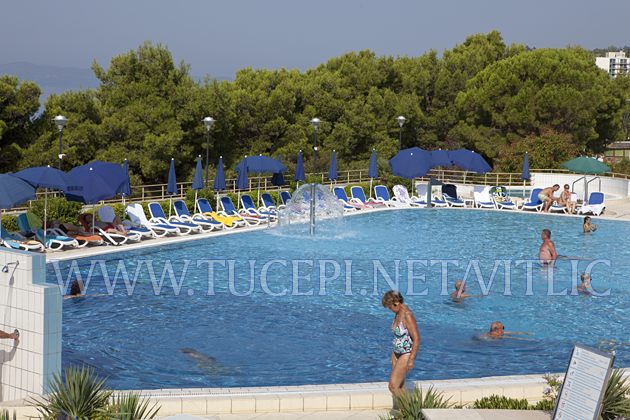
[553,344,615,420]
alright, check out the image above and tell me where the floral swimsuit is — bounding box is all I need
[392,320,413,355]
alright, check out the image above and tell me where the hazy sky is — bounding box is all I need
[2,0,629,78]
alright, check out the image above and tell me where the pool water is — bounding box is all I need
[52,209,630,389]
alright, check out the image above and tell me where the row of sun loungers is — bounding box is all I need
[1,184,606,253]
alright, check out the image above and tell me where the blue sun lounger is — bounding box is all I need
[196,198,245,229]
[17,213,78,250]
[522,188,543,212]
[333,187,361,211]
[261,193,278,213]
[148,202,200,234]
[279,191,292,208]
[173,200,223,232]
[241,194,276,220]
[350,186,386,208]
[441,184,466,207]
[125,204,178,237]
[219,196,261,226]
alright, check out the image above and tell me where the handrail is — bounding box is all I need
[4,168,629,215]
[585,176,602,202]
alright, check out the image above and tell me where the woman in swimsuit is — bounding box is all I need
[382,290,420,394]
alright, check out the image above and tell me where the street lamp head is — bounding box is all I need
[202,116,216,131]
[53,115,68,131]
[310,117,321,131]
[396,115,406,127]
[313,146,319,152]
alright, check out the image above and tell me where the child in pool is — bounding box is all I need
[583,216,597,233]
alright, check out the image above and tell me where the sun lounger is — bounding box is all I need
[392,185,425,207]
[416,184,448,207]
[374,185,404,207]
[48,225,104,248]
[472,186,495,209]
[441,184,466,207]
[220,196,261,226]
[196,198,245,229]
[125,204,178,237]
[97,206,146,242]
[0,227,45,252]
[333,187,363,211]
[490,186,517,210]
[578,192,606,216]
[148,202,200,234]
[521,188,543,212]
[279,191,292,208]
[241,194,276,220]
[17,213,78,251]
[350,186,386,208]
[260,193,279,213]
[173,200,222,232]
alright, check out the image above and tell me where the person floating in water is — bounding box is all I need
[381,290,420,394]
[583,216,597,233]
[539,229,557,266]
[577,273,592,295]
[450,280,482,303]
[481,322,531,340]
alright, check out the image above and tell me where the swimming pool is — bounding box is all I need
[52,209,630,390]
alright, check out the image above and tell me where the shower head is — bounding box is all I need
[2,261,19,273]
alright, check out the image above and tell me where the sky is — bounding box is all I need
[2,0,630,79]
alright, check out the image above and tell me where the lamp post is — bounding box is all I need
[202,116,216,186]
[311,117,320,171]
[396,115,406,150]
[53,115,68,169]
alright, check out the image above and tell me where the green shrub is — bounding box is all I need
[0,215,19,232]
[531,399,555,411]
[101,393,160,420]
[381,387,454,420]
[473,395,530,410]
[29,197,83,223]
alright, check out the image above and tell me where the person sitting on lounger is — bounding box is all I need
[559,185,577,214]
[583,216,597,233]
[79,213,127,235]
[450,280,481,303]
[539,185,560,212]
[539,229,557,265]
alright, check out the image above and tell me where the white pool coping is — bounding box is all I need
[44,198,630,263]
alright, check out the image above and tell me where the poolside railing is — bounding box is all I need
[8,168,630,213]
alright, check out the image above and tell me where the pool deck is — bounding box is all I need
[44,196,630,262]
[1,373,552,418]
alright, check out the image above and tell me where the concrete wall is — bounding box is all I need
[0,249,61,403]
[531,172,630,200]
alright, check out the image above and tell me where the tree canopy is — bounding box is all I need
[2,32,630,183]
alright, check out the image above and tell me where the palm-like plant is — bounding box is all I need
[381,386,454,420]
[600,369,630,420]
[100,393,160,420]
[0,409,16,420]
[30,366,112,419]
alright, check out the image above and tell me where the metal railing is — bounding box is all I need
[7,168,630,214]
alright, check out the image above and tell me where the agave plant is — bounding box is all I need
[0,409,16,420]
[30,366,112,420]
[473,395,530,410]
[600,369,630,420]
[99,393,160,420]
[381,386,454,420]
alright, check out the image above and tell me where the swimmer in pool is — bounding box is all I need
[450,280,482,303]
[577,273,592,294]
[583,216,597,233]
[539,229,557,266]
[481,322,531,340]
[64,280,85,300]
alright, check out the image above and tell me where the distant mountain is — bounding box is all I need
[0,61,100,103]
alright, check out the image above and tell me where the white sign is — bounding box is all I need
[553,344,614,420]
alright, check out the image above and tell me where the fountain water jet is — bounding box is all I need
[277,183,344,236]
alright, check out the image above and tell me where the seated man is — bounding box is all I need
[539,184,560,212]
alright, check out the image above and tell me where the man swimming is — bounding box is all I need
[539,229,557,265]
[450,280,481,303]
[538,185,560,212]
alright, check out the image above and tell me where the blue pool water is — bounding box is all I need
[51,209,630,389]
